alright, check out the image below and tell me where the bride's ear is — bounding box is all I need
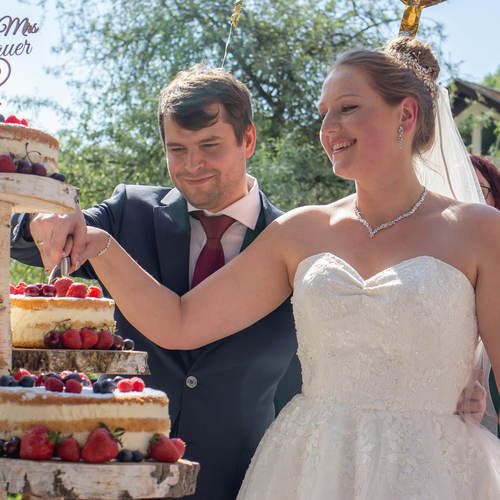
[399,97,418,135]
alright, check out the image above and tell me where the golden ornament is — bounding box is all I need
[399,0,447,38]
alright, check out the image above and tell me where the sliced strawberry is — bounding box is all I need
[61,328,82,349]
[149,434,185,462]
[95,329,114,350]
[20,426,59,460]
[0,154,16,173]
[5,115,21,124]
[66,283,88,298]
[87,286,102,298]
[54,277,74,297]
[13,368,31,381]
[56,436,80,462]
[80,328,98,349]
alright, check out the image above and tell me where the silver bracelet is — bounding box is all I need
[95,233,112,258]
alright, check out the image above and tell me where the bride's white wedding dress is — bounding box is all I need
[237,253,500,499]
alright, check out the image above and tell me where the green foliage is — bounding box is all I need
[484,66,500,91]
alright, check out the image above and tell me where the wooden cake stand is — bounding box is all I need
[0,173,199,499]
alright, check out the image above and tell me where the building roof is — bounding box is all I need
[450,79,500,116]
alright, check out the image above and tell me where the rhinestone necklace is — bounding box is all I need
[354,187,427,239]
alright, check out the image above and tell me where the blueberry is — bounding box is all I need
[113,376,124,383]
[0,114,5,122]
[0,375,11,386]
[0,440,5,457]
[63,372,82,383]
[97,374,111,384]
[117,449,133,462]
[43,372,63,382]
[123,338,135,350]
[101,380,116,393]
[7,376,19,387]
[19,375,35,387]
[4,436,21,457]
[92,382,102,393]
[50,172,66,182]
[131,450,144,462]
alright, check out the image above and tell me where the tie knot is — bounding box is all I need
[192,211,235,240]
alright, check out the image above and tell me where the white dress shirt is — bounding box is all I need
[187,175,261,287]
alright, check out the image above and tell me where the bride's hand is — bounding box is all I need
[69,226,111,272]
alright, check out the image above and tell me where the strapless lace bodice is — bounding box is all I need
[292,253,478,414]
[237,253,500,500]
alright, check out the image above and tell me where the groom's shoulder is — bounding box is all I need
[110,183,173,206]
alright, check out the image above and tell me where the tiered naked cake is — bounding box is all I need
[0,119,199,499]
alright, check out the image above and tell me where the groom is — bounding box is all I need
[11,64,301,500]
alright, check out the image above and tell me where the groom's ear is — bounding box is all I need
[399,96,418,134]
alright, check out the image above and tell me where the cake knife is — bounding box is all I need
[48,256,70,284]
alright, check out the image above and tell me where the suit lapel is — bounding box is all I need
[153,189,191,296]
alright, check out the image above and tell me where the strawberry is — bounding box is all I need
[0,154,16,173]
[56,436,80,462]
[81,424,123,463]
[66,283,88,298]
[95,329,114,350]
[54,277,74,297]
[44,375,64,392]
[61,328,82,349]
[130,377,145,392]
[65,378,83,393]
[13,368,31,381]
[149,434,185,462]
[15,282,28,294]
[20,426,59,460]
[80,328,98,349]
[5,115,21,124]
[87,286,102,298]
[117,378,133,392]
[9,284,15,294]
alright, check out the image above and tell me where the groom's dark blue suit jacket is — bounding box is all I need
[11,184,302,500]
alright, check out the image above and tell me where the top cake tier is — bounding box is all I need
[0,122,59,176]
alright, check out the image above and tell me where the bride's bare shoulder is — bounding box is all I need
[275,194,355,227]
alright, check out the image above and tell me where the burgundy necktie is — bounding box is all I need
[191,211,235,288]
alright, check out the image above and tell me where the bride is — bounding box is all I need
[83,37,500,497]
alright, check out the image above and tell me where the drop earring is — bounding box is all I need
[397,126,404,149]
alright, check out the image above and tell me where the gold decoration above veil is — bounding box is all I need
[399,0,447,38]
[222,1,244,67]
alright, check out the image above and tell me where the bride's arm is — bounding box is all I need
[85,220,293,350]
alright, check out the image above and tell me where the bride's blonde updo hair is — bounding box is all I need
[332,37,440,155]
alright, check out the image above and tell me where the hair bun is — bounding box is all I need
[385,37,440,97]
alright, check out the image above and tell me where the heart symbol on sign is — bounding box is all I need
[0,58,12,87]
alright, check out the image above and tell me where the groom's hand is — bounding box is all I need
[455,369,487,423]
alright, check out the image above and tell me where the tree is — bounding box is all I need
[10,0,445,283]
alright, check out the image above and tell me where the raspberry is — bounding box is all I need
[80,328,98,349]
[65,378,82,393]
[54,277,74,297]
[5,115,21,124]
[66,283,88,298]
[130,377,145,392]
[15,282,27,295]
[44,376,64,392]
[87,286,102,298]
[61,329,82,349]
[0,154,16,173]
[117,378,133,392]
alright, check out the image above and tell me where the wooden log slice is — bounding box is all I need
[0,458,199,499]
[12,348,150,375]
[0,173,79,213]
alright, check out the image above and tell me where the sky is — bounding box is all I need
[2,0,500,134]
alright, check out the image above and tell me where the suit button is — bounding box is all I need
[186,376,198,388]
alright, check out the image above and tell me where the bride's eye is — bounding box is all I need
[341,105,358,113]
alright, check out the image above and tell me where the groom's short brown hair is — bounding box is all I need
[158,64,253,147]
